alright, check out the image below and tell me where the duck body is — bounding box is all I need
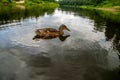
[33,24,70,39]
[35,28,62,39]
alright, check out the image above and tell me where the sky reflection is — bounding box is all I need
[0,8,120,80]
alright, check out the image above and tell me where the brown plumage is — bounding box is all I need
[33,24,70,39]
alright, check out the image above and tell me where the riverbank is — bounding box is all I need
[0,1,59,10]
[60,5,120,13]
[81,6,120,14]
[97,6,120,12]
[24,2,59,10]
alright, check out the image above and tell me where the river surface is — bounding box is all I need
[0,6,120,80]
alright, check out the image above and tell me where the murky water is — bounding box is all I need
[0,6,120,80]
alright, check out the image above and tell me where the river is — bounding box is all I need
[0,6,120,80]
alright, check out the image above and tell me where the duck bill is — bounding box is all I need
[66,28,70,31]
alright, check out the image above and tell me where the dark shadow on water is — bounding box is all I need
[27,52,52,68]
[21,40,120,80]
[33,35,70,41]
[0,39,120,80]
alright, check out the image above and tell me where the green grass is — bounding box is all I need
[97,0,120,8]
[24,1,59,9]
[0,1,59,9]
[79,5,95,9]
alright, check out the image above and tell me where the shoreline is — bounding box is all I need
[60,5,120,13]
[96,7,120,13]
[80,5,120,13]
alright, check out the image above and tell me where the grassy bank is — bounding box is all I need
[61,5,120,12]
[97,0,120,8]
[96,0,120,12]
[79,5,120,13]
[0,4,56,25]
[24,1,59,9]
[59,0,120,12]
[0,0,59,9]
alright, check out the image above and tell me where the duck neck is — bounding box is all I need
[59,27,64,35]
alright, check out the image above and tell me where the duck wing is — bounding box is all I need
[44,28,58,32]
[36,28,57,32]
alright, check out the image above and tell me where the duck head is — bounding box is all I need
[59,24,70,35]
[59,24,70,32]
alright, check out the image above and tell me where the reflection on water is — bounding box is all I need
[105,20,120,55]
[0,6,120,80]
[60,6,120,56]
[33,34,70,41]
[0,6,54,25]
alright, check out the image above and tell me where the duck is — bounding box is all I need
[33,24,70,40]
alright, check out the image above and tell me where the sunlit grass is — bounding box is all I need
[24,1,59,9]
[79,5,94,9]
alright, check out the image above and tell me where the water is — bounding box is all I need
[0,6,120,80]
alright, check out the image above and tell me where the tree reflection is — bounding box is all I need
[94,11,120,59]
[105,20,120,56]
[60,6,120,58]
[0,5,55,25]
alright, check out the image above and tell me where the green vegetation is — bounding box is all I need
[0,0,59,25]
[59,0,120,7]
[0,0,15,5]
[59,0,120,11]
[25,0,59,9]
[0,0,59,9]
[97,0,120,7]
[0,0,12,3]
[0,5,55,25]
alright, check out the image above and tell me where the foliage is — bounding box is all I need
[24,0,58,9]
[0,0,12,3]
[59,0,120,8]
[0,0,16,5]
[0,5,55,25]
[59,0,103,6]
[97,0,120,7]
[25,0,56,3]
[0,0,58,6]
[25,1,58,9]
